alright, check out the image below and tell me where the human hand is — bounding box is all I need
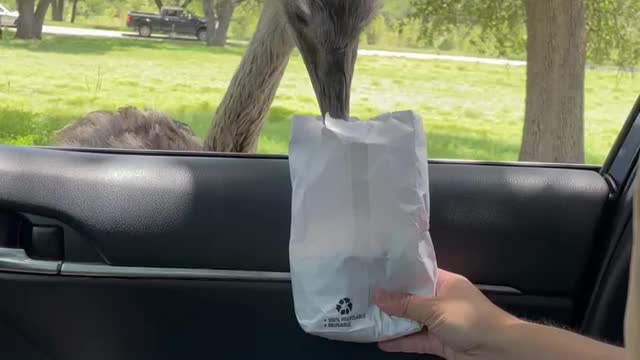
[373,269,522,360]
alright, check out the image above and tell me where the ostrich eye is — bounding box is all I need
[290,0,311,27]
[295,12,309,27]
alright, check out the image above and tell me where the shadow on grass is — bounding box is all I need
[427,131,521,161]
[427,131,604,163]
[0,35,247,55]
[0,104,606,163]
[169,105,297,141]
[259,110,528,160]
[0,108,69,146]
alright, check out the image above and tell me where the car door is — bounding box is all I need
[160,10,181,33]
[0,5,8,27]
[177,11,196,35]
[0,95,638,359]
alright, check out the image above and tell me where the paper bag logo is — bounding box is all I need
[336,298,353,315]
[325,299,365,328]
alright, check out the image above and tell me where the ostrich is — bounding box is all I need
[54,107,202,151]
[54,0,380,152]
[204,0,379,152]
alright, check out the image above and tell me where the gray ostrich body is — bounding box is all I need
[55,0,379,152]
[55,107,202,151]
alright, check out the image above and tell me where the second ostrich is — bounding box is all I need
[54,0,380,152]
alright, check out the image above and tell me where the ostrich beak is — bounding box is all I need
[298,42,359,121]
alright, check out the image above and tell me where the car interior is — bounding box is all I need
[0,94,638,359]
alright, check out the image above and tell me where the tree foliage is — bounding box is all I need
[365,15,385,45]
[379,0,412,26]
[200,0,255,46]
[409,0,640,66]
[586,0,640,68]
[409,0,640,163]
[227,0,260,39]
[154,0,193,12]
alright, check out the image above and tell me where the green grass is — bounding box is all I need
[1,35,638,164]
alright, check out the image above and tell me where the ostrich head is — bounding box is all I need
[280,0,379,120]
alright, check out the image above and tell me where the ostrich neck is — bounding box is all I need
[204,1,295,153]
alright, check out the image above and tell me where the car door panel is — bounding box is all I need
[0,142,615,359]
[0,274,575,360]
[0,274,430,360]
[0,146,607,290]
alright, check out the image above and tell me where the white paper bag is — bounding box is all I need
[288,111,438,343]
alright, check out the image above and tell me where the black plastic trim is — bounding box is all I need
[601,95,640,193]
[42,146,601,171]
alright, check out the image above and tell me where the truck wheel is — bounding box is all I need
[138,25,152,38]
[197,29,207,42]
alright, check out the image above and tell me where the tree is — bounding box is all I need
[15,0,52,40]
[51,0,64,21]
[70,0,78,23]
[203,0,217,45]
[201,0,249,46]
[520,0,586,163]
[211,0,235,46]
[410,0,640,163]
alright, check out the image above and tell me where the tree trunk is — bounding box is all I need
[181,0,193,8]
[15,0,36,39]
[203,0,217,46]
[520,0,586,163]
[50,0,58,20]
[51,0,58,20]
[51,0,64,21]
[154,0,163,12]
[70,0,78,23]
[211,0,234,46]
[204,0,295,152]
[33,0,51,38]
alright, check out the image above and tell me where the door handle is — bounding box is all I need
[57,263,522,294]
[0,251,523,295]
[0,248,61,274]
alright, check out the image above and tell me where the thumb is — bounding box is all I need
[373,289,439,326]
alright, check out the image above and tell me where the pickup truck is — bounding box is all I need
[126,6,208,41]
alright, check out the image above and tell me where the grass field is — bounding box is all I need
[1,35,638,164]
